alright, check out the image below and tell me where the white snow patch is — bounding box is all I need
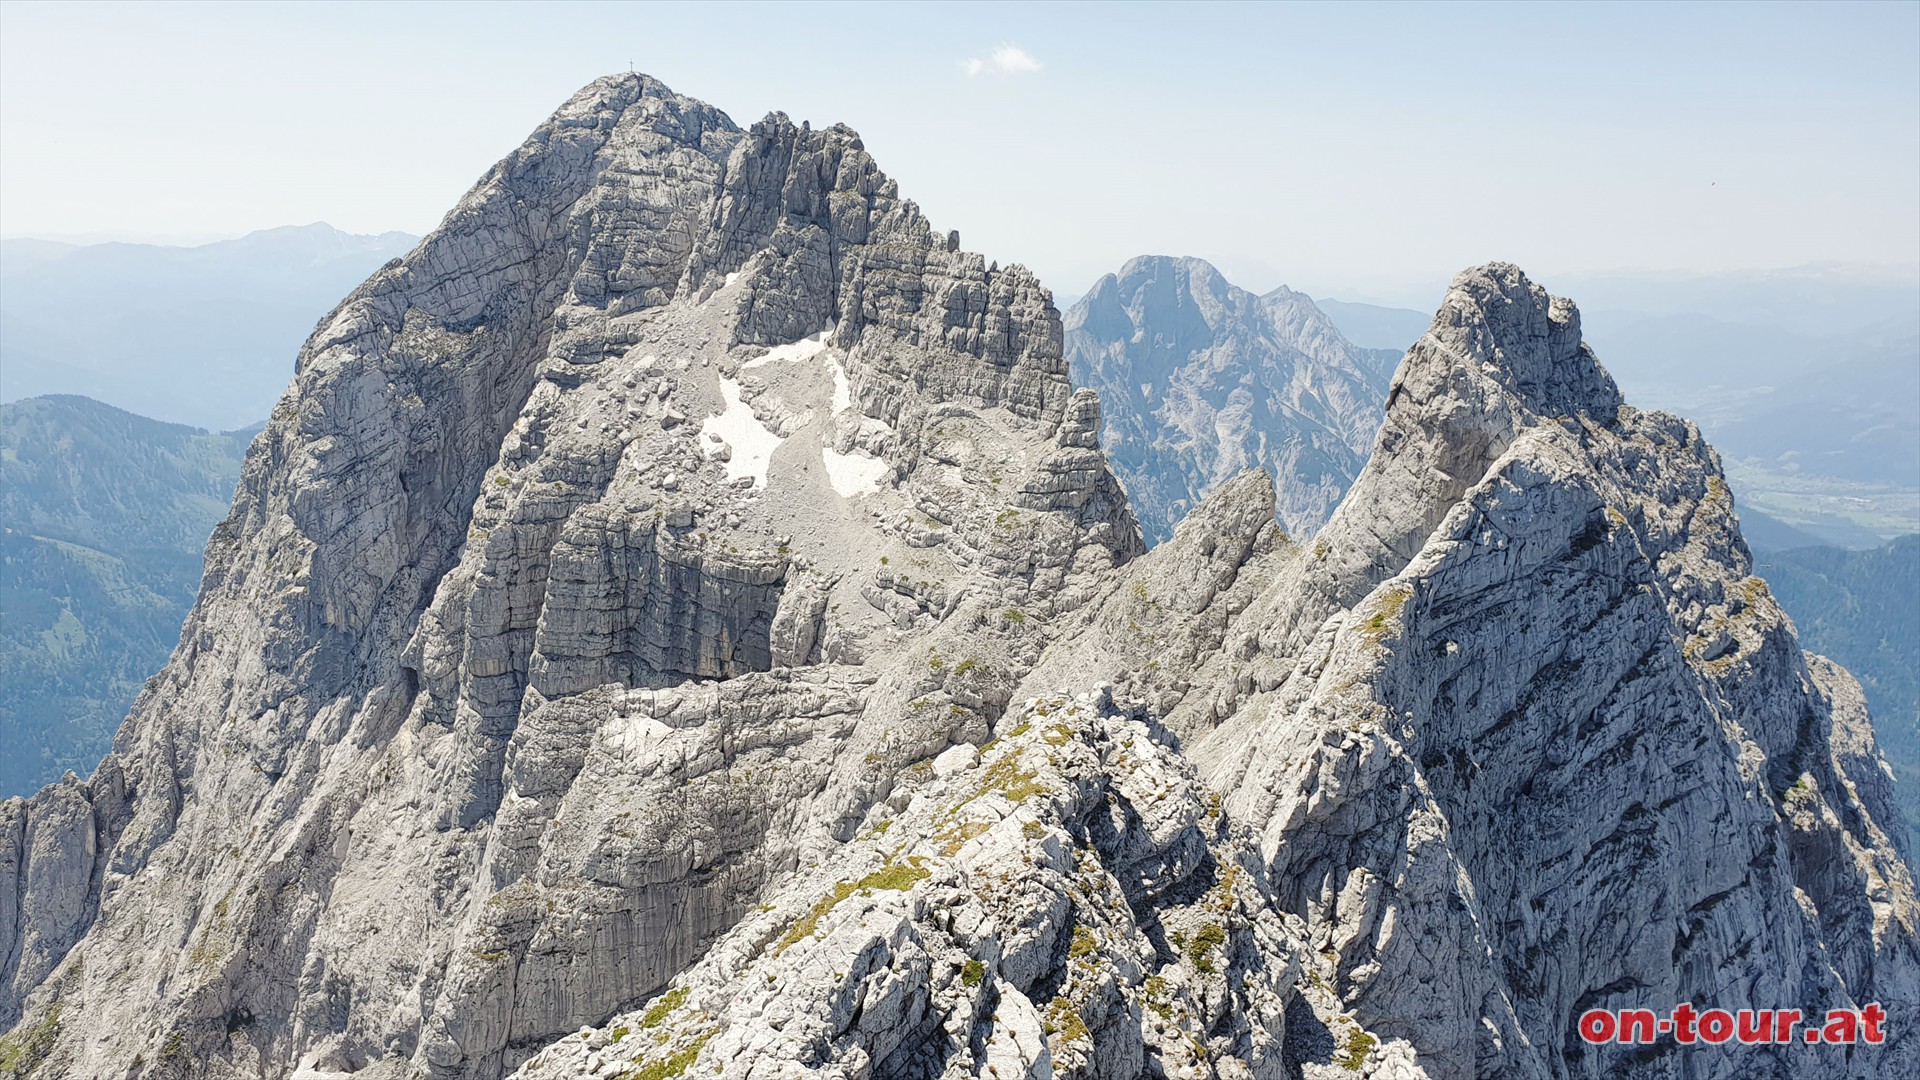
[724,271,740,287]
[823,445,889,497]
[701,376,785,488]
[604,714,676,755]
[742,326,833,370]
[830,357,853,415]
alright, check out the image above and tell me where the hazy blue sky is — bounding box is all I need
[2,0,1916,303]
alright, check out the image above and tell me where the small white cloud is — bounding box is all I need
[962,43,1043,77]
[992,44,1043,73]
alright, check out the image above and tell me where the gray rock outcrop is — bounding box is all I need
[1,77,1912,1080]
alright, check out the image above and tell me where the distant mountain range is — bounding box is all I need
[1064,256,1397,542]
[0,223,417,430]
[0,395,253,796]
[1310,298,1432,352]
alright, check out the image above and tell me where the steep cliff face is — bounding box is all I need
[1064,256,1397,543]
[1030,265,1919,1078]
[0,74,1139,1079]
[2,76,1913,1080]
[512,265,1920,1080]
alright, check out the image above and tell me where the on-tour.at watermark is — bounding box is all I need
[1578,1003,1888,1046]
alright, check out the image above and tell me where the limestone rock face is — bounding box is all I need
[1,75,1912,1080]
[1032,264,1920,1079]
[1064,256,1397,543]
[511,690,1426,1080]
[0,73,1142,1079]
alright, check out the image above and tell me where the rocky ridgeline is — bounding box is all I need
[1029,264,1919,1078]
[0,76,1912,1080]
[513,689,1420,1080]
[1064,256,1398,543]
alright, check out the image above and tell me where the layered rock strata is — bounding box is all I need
[0,74,1140,1080]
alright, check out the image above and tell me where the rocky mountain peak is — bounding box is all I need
[0,71,1140,1079]
[1036,259,1920,1078]
[1305,263,1627,615]
[1407,261,1621,424]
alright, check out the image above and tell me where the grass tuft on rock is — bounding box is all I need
[1336,1026,1377,1071]
[775,859,931,955]
[639,986,689,1029]
[0,1002,60,1076]
[1187,922,1227,973]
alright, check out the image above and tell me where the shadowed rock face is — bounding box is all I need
[1065,256,1398,544]
[0,78,1912,1080]
[1029,263,1919,1079]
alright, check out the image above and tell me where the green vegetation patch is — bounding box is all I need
[639,986,689,1029]
[1360,584,1412,638]
[938,818,992,856]
[962,959,987,987]
[1187,922,1227,973]
[1141,974,1173,1019]
[1043,996,1090,1042]
[159,1029,186,1062]
[977,754,1047,804]
[0,1001,61,1076]
[1208,863,1240,913]
[1337,1026,1377,1071]
[625,1030,712,1080]
[775,858,931,955]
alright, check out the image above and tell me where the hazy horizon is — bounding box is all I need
[4,1,1916,307]
[7,222,1918,316]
